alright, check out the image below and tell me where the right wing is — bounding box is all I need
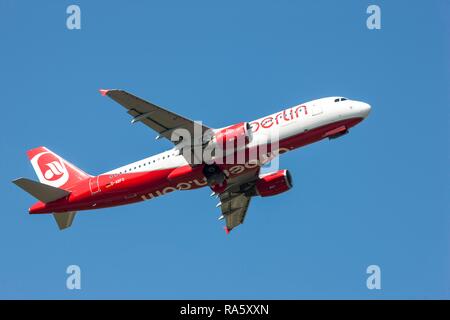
[219,191,252,233]
[217,167,260,233]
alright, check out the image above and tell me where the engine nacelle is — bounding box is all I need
[255,169,293,197]
[213,122,253,151]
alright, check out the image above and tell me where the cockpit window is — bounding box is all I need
[334,97,348,103]
[341,98,348,101]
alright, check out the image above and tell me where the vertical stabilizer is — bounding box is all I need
[27,147,91,190]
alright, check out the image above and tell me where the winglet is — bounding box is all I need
[99,89,110,96]
[224,226,231,235]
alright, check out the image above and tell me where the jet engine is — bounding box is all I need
[202,123,253,193]
[255,169,293,197]
[211,122,253,151]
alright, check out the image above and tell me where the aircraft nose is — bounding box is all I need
[359,102,371,118]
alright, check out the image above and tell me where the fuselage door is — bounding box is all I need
[89,176,101,194]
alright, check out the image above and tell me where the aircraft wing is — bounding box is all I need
[217,167,260,232]
[220,191,252,232]
[101,89,212,144]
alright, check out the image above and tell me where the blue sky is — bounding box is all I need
[0,0,448,299]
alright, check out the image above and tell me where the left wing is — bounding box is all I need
[101,89,212,144]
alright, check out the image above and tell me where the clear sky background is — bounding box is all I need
[0,0,449,299]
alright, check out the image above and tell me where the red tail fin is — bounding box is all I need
[27,147,91,190]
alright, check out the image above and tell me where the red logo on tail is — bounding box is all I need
[38,153,65,181]
[30,151,69,187]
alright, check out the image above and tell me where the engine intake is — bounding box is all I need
[255,169,293,197]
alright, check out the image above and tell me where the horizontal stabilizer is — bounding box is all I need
[53,211,76,230]
[12,178,70,203]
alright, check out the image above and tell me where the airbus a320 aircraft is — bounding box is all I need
[13,90,371,232]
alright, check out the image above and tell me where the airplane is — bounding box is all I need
[12,90,371,232]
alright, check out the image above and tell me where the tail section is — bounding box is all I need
[27,147,91,190]
[12,177,77,230]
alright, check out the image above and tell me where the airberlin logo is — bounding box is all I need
[250,105,307,133]
[31,152,69,188]
[43,161,65,180]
